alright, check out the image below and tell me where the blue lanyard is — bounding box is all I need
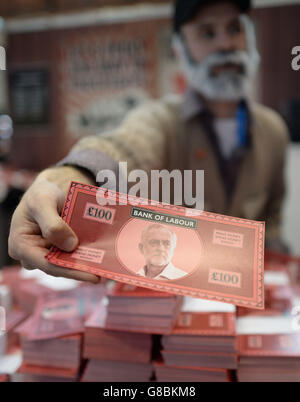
[236,103,247,148]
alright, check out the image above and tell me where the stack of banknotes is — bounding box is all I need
[81,282,182,382]
[82,359,153,383]
[0,374,8,382]
[1,266,53,314]
[13,282,52,315]
[1,267,93,382]
[3,311,27,354]
[12,283,105,382]
[154,361,233,382]
[0,268,29,357]
[264,271,293,313]
[104,283,182,334]
[84,304,152,363]
[237,270,293,317]
[156,297,237,382]
[237,314,300,382]
[235,263,300,382]
[82,302,153,382]
[13,363,79,382]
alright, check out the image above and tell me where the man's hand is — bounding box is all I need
[8,166,100,284]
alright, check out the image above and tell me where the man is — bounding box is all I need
[137,224,186,280]
[8,0,289,283]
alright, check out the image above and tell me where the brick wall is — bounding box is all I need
[7,15,183,171]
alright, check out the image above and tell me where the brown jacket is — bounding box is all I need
[59,94,289,242]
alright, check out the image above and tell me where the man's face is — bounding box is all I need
[181,2,247,69]
[174,2,259,101]
[139,228,176,267]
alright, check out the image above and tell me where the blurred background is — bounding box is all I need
[0,0,299,267]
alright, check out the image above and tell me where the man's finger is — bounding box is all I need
[21,246,100,284]
[29,191,78,252]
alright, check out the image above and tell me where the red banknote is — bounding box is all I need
[23,285,105,340]
[154,360,233,382]
[237,334,300,382]
[47,182,265,309]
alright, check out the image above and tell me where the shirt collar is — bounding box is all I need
[141,262,178,280]
[180,88,252,125]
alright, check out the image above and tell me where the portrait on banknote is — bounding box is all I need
[116,222,201,281]
[136,223,185,280]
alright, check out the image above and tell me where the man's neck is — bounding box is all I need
[205,99,240,119]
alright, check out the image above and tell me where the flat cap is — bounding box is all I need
[174,0,251,32]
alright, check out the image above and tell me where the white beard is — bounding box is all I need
[173,15,260,101]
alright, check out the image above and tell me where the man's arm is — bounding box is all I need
[8,98,176,281]
[57,99,176,178]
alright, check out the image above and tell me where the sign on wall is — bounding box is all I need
[9,69,50,126]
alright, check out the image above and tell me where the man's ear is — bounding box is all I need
[138,243,144,254]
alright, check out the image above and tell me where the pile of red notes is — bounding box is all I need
[238,270,293,317]
[14,363,78,382]
[156,297,237,381]
[0,265,81,314]
[20,333,82,370]
[0,266,22,286]
[19,284,106,341]
[84,304,152,363]
[154,360,233,382]
[104,283,182,335]
[0,265,53,313]
[81,302,153,382]
[13,281,53,314]
[13,284,106,381]
[3,310,28,353]
[0,374,9,382]
[0,284,12,311]
[264,271,293,313]
[81,359,153,382]
[0,286,28,355]
[237,315,300,382]
[265,285,293,313]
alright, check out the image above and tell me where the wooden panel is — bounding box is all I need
[253,5,300,112]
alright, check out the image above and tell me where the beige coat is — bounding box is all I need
[67,94,289,242]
